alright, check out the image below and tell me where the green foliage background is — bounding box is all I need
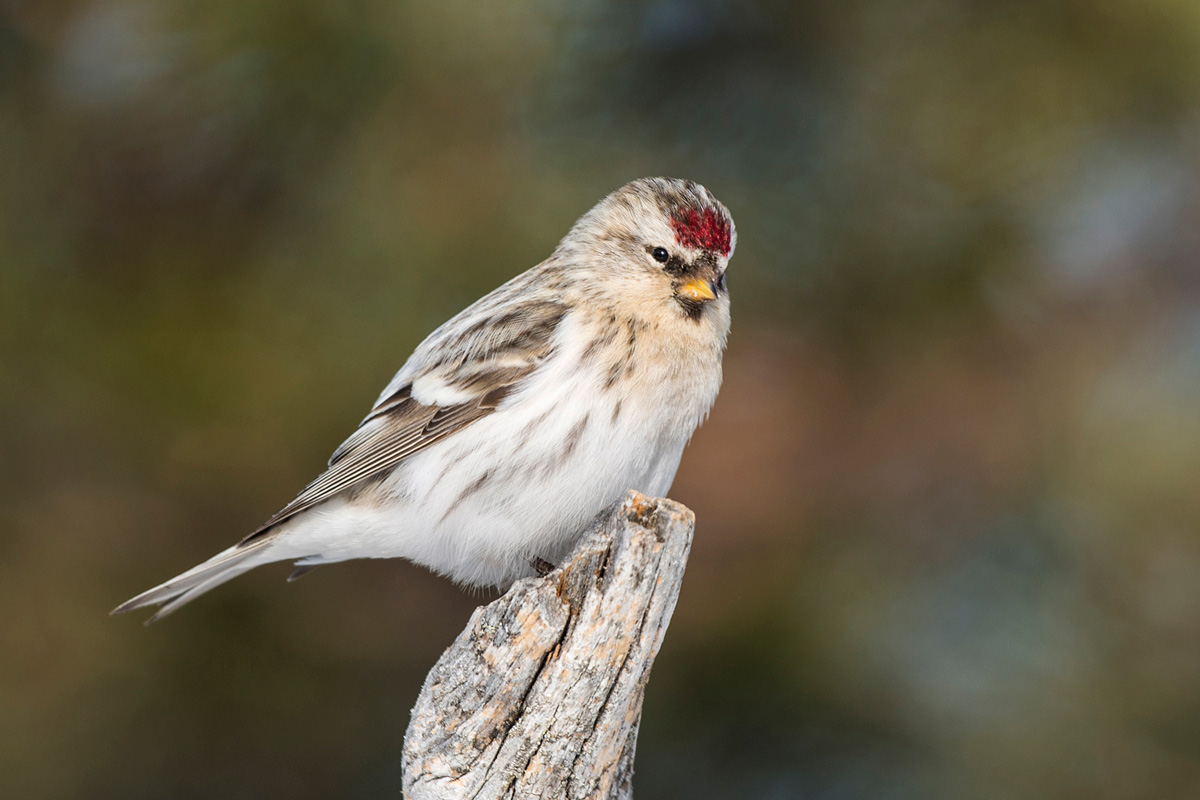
[3,1,1200,797]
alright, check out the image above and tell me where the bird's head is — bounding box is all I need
[557,177,736,323]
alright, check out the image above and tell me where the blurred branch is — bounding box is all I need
[402,491,695,800]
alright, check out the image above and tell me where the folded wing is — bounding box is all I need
[241,297,567,541]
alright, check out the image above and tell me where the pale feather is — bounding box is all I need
[113,177,735,620]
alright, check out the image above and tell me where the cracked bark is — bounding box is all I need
[402,491,695,800]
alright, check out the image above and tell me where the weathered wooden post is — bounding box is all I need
[402,491,695,800]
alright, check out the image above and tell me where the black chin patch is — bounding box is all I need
[675,295,706,321]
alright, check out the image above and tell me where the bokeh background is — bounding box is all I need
[4,1,1200,797]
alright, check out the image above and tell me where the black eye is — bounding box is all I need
[651,247,670,263]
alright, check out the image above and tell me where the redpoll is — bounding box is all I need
[114,177,735,623]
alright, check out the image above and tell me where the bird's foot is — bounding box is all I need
[532,557,556,577]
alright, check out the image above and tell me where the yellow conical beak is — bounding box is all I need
[678,276,718,302]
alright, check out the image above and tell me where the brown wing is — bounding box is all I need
[240,297,566,542]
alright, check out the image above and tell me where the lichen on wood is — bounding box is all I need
[402,491,695,800]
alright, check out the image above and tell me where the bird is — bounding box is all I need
[113,177,735,623]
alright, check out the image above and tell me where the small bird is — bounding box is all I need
[114,177,735,623]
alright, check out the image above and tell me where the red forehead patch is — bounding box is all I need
[671,207,731,256]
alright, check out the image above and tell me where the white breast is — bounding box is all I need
[274,309,725,588]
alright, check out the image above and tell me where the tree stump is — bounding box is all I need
[402,491,695,800]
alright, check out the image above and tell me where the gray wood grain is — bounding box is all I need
[402,491,695,800]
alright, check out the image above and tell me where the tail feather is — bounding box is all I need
[112,540,276,624]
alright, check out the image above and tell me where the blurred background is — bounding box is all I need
[3,0,1200,797]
